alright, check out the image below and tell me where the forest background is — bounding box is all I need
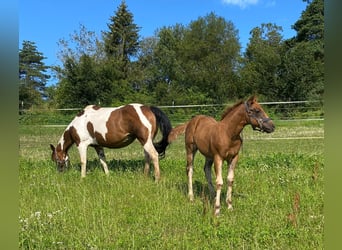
[19,0,323,110]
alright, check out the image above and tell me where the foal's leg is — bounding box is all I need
[143,139,160,181]
[213,155,224,216]
[94,146,109,175]
[186,144,197,201]
[77,144,88,178]
[204,158,215,197]
[226,155,239,210]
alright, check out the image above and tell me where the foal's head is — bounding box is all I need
[50,144,70,172]
[245,96,275,133]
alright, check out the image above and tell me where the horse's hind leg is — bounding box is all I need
[204,158,215,197]
[226,155,239,210]
[94,146,109,175]
[143,139,160,182]
[143,150,151,176]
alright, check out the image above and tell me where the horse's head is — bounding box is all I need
[50,144,70,172]
[245,96,275,133]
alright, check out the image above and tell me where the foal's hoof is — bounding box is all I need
[214,205,221,216]
[188,194,194,202]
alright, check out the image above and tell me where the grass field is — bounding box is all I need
[19,120,324,249]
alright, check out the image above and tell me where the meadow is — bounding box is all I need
[19,119,324,249]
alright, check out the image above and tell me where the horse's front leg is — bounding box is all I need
[94,146,109,175]
[226,154,239,210]
[213,155,224,216]
[78,144,88,178]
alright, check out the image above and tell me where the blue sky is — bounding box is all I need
[19,0,307,84]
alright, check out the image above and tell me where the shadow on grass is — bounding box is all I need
[72,158,145,174]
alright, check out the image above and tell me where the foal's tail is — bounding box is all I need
[150,106,172,158]
[167,122,188,143]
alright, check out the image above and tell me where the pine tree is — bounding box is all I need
[19,40,50,109]
[103,1,140,69]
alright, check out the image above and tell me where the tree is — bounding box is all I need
[19,40,50,109]
[55,24,119,108]
[103,0,140,73]
[279,0,324,101]
[150,13,241,104]
[55,54,117,108]
[57,23,104,64]
[181,13,241,103]
[240,23,283,100]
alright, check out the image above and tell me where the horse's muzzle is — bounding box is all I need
[261,119,275,133]
[56,159,69,172]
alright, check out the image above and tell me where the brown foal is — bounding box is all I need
[169,96,275,215]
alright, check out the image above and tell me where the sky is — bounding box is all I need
[19,0,308,85]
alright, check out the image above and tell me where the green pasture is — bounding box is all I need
[19,120,324,249]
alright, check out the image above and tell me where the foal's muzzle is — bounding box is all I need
[253,118,275,133]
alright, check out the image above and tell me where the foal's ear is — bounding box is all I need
[50,144,55,152]
[247,95,257,104]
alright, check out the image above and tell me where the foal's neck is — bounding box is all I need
[221,104,248,136]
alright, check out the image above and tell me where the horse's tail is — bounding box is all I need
[150,106,172,158]
[167,122,189,143]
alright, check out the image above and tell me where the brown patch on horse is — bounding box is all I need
[97,105,142,147]
[92,105,101,110]
[87,121,107,145]
[87,122,95,138]
[65,126,81,147]
[77,110,85,117]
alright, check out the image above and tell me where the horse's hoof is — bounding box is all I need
[189,195,194,202]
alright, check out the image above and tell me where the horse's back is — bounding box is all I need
[186,115,216,132]
[185,115,217,141]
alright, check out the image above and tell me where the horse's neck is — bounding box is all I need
[220,104,248,136]
[58,129,74,153]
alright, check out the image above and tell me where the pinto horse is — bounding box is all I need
[169,96,275,215]
[50,104,172,180]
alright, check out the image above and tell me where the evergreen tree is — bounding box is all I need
[103,0,140,72]
[19,40,50,109]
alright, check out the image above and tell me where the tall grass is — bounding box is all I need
[19,122,323,249]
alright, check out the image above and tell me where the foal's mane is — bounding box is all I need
[220,100,244,120]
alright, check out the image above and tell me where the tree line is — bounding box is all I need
[19,0,323,110]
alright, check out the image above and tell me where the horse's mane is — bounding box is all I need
[220,100,244,120]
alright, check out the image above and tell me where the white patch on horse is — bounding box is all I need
[131,104,152,134]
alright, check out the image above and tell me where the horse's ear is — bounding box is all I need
[50,144,55,152]
[247,95,257,105]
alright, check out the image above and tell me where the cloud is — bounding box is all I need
[221,0,259,9]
